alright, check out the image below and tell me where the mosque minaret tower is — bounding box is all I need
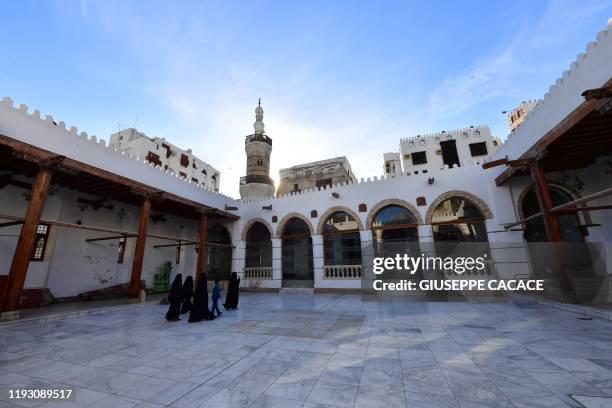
[239,100,275,199]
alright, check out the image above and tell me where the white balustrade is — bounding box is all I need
[244,267,273,279]
[323,265,362,279]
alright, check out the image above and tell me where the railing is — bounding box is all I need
[240,175,274,186]
[244,267,273,279]
[245,134,273,146]
[323,265,362,279]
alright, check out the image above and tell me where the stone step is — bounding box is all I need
[283,280,314,288]
[279,287,315,294]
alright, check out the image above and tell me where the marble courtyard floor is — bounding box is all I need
[1,293,612,408]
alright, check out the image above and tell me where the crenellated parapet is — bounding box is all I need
[0,97,238,208]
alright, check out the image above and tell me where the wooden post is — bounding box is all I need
[1,167,52,313]
[128,196,151,298]
[529,162,574,293]
[195,214,208,285]
[529,163,562,242]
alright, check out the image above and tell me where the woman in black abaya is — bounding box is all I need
[188,273,215,322]
[223,272,240,310]
[180,276,194,314]
[165,273,182,322]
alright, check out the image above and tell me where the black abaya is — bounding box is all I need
[180,276,194,314]
[165,274,182,321]
[223,272,240,310]
[188,274,215,322]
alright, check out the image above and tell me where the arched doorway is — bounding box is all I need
[322,211,362,278]
[205,225,232,281]
[245,222,272,278]
[521,187,594,283]
[522,188,585,242]
[431,196,490,276]
[281,217,314,286]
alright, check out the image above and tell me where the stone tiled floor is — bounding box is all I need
[1,293,612,408]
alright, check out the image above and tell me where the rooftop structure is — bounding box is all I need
[384,125,502,177]
[277,156,357,195]
[109,128,220,191]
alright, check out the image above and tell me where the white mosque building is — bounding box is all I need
[0,20,611,317]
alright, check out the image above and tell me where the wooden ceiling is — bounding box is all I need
[0,136,238,221]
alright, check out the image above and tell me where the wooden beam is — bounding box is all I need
[0,220,23,229]
[1,167,52,313]
[555,205,612,213]
[86,234,136,243]
[0,214,197,243]
[129,196,151,298]
[195,214,208,285]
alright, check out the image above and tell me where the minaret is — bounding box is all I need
[239,100,275,199]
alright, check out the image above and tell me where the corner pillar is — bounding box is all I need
[1,166,53,315]
[128,196,151,298]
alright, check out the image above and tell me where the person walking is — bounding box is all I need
[211,279,222,317]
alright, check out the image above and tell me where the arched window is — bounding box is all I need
[522,188,584,243]
[281,218,313,285]
[431,196,490,275]
[245,222,272,268]
[205,225,232,280]
[371,205,419,244]
[322,211,362,267]
[431,197,488,242]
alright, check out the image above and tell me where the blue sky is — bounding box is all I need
[1,0,610,197]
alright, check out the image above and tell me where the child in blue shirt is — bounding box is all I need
[212,279,222,317]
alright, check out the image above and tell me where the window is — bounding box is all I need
[469,142,488,157]
[162,143,171,158]
[179,171,187,178]
[117,235,126,263]
[245,222,272,268]
[385,163,391,173]
[192,177,199,184]
[180,154,189,167]
[31,224,50,261]
[412,151,427,165]
[322,211,361,266]
[192,161,197,169]
[315,178,332,189]
[146,151,161,166]
[293,184,300,192]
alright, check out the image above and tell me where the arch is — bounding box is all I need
[366,199,423,229]
[516,182,592,224]
[206,223,231,242]
[317,206,364,235]
[241,218,274,240]
[425,190,492,224]
[276,212,314,237]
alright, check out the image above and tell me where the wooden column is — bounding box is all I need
[1,167,52,313]
[128,196,151,298]
[195,214,208,285]
[529,162,573,292]
[529,163,562,242]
